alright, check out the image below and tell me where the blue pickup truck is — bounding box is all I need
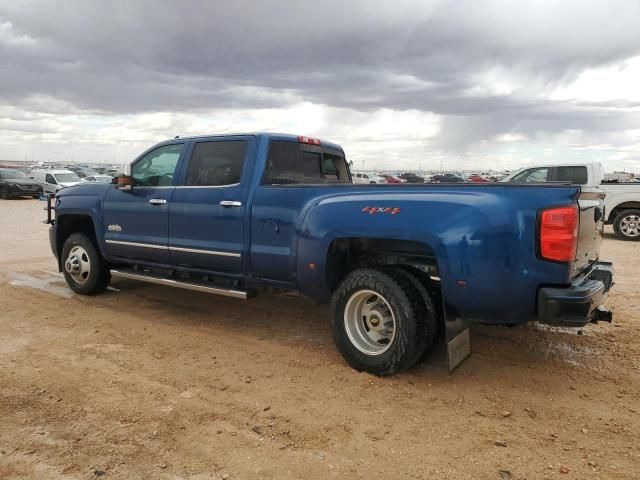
[47,133,613,375]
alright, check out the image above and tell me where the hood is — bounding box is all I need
[56,181,111,197]
[59,181,83,188]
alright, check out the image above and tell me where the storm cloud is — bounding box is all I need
[1,0,640,169]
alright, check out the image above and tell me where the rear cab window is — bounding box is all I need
[262,140,350,185]
[550,166,588,184]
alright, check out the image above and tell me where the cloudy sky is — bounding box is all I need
[1,0,640,172]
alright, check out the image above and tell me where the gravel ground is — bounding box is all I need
[0,198,638,479]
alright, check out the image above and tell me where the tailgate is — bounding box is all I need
[574,187,605,277]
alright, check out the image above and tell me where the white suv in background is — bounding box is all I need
[32,169,83,194]
[352,172,386,184]
[503,162,640,241]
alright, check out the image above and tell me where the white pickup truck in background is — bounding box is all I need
[503,163,640,241]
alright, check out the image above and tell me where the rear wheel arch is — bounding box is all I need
[608,201,640,223]
[325,237,440,293]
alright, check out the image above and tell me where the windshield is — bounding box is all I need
[55,173,81,183]
[1,170,27,179]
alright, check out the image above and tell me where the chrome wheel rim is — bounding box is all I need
[620,214,640,237]
[64,245,91,284]
[344,290,396,355]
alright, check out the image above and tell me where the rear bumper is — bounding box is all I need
[537,262,614,327]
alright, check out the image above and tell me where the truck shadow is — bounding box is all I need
[105,278,608,382]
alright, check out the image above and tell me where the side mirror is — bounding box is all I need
[113,175,135,191]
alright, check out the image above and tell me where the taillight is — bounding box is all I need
[298,135,321,145]
[539,205,579,262]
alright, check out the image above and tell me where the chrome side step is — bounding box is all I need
[110,269,250,299]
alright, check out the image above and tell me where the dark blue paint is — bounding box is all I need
[54,133,584,326]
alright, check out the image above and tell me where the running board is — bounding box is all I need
[110,269,250,299]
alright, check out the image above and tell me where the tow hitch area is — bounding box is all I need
[591,305,613,324]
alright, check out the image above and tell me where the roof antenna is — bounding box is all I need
[174,135,180,139]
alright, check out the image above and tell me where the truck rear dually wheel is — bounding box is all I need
[61,233,111,295]
[613,209,640,241]
[330,267,429,376]
[389,266,441,360]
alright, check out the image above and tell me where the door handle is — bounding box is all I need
[149,198,167,205]
[219,200,242,207]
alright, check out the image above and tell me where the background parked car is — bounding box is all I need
[432,173,466,183]
[353,172,386,184]
[379,173,405,184]
[0,168,42,198]
[503,162,640,241]
[468,174,490,183]
[32,169,83,194]
[84,175,114,183]
[398,172,424,183]
[67,166,102,179]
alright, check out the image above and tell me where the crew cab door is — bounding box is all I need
[44,173,58,194]
[167,137,253,273]
[103,142,184,264]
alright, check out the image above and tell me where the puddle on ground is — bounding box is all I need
[9,272,74,299]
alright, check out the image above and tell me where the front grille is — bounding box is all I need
[17,184,40,191]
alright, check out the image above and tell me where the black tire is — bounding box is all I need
[330,267,429,376]
[61,233,111,295]
[613,209,640,241]
[389,266,441,358]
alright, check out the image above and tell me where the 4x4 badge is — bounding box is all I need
[361,207,401,215]
[107,224,122,232]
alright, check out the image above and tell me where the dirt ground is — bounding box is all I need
[0,198,638,480]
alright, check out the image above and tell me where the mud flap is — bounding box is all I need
[445,315,471,372]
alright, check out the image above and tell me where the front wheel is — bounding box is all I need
[330,268,429,376]
[61,233,111,295]
[613,209,640,241]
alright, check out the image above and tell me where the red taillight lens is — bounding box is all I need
[539,205,579,262]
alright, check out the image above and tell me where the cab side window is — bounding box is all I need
[511,167,549,183]
[185,141,247,186]
[45,174,56,184]
[131,144,183,187]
